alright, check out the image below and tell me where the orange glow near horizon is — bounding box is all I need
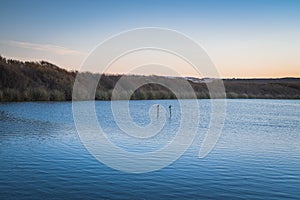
[2,53,300,79]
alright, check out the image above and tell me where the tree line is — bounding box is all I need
[0,55,299,102]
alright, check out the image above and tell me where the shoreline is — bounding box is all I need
[1,56,300,102]
[1,98,300,103]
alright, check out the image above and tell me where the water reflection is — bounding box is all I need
[0,100,299,199]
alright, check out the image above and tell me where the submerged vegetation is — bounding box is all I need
[0,55,299,101]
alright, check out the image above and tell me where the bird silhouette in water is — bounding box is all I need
[169,105,172,119]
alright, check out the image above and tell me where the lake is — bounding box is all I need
[0,99,299,199]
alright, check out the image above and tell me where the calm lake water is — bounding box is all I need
[0,99,299,199]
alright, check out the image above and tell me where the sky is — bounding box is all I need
[0,0,299,78]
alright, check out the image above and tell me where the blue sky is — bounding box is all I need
[0,0,300,77]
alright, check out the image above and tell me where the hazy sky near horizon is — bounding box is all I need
[0,0,299,78]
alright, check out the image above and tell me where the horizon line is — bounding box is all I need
[1,54,299,80]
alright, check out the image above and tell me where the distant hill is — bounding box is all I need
[0,55,299,101]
